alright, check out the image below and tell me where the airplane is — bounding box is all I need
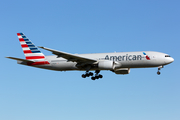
[6,33,174,80]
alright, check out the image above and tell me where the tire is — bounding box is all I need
[91,77,95,80]
[99,74,103,78]
[89,72,93,76]
[157,71,161,75]
[82,74,86,78]
[95,76,99,79]
[86,74,90,77]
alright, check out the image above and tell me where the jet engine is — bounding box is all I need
[98,61,115,70]
[114,68,130,74]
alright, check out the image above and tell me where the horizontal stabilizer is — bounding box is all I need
[6,57,34,63]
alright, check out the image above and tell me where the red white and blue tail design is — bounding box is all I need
[17,33,45,61]
[17,33,49,65]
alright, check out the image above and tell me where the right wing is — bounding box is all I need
[38,46,97,63]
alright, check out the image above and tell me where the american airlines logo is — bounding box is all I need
[105,54,143,61]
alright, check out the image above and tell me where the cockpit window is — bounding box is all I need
[165,55,171,57]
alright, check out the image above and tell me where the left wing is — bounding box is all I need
[38,46,97,63]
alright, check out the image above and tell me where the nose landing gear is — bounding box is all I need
[157,66,163,75]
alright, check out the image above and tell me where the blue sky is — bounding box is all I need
[0,0,179,120]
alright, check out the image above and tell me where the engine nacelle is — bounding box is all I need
[98,61,115,70]
[114,68,130,74]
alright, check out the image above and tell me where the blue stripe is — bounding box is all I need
[143,52,146,55]
[26,42,32,44]
[20,33,24,35]
[28,45,35,47]
[31,51,41,53]
[23,39,29,41]
[22,36,26,38]
[30,47,38,50]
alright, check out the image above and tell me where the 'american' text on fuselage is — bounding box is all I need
[105,54,142,61]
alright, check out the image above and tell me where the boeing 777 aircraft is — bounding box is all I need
[6,33,174,80]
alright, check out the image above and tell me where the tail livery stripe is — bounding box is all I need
[17,33,49,65]
[23,50,41,54]
[23,50,32,54]
[21,44,29,48]
[26,56,45,60]
[30,48,38,50]
[25,53,45,56]
[19,38,25,42]
[22,48,30,50]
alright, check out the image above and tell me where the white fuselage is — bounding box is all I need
[18,51,174,71]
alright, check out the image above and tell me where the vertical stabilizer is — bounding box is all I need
[17,33,45,61]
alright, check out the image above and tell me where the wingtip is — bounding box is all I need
[38,46,44,49]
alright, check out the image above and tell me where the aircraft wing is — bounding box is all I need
[6,57,34,63]
[38,46,97,63]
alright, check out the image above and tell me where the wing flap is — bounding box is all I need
[38,46,97,63]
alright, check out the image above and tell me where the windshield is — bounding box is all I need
[165,55,171,57]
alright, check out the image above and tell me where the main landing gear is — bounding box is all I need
[82,70,103,80]
[82,71,93,78]
[91,70,103,80]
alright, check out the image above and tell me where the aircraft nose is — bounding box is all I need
[170,57,174,63]
[165,57,174,64]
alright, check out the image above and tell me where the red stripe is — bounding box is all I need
[26,56,45,60]
[17,33,21,36]
[21,44,28,47]
[19,38,24,42]
[23,50,32,54]
[27,61,50,66]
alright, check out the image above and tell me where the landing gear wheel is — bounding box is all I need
[95,76,99,79]
[99,74,103,78]
[91,77,95,80]
[157,71,161,75]
[89,72,93,76]
[82,74,86,78]
[86,73,90,77]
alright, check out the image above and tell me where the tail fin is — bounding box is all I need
[17,33,45,61]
